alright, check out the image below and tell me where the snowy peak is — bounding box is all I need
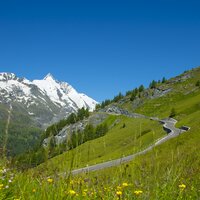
[0,72,17,81]
[0,72,97,127]
[33,74,97,111]
[43,73,56,81]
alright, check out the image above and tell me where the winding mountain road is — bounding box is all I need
[71,118,188,175]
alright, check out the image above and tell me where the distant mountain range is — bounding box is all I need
[0,72,97,128]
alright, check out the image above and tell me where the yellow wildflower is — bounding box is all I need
[116,191,122,196]
[32,189,36,193]
[69,189,76,195]
[122,182,129,187]
[179,184,186,190]
[47,178,53,183]
[134,190,143,195]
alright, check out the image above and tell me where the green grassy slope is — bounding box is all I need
[84,106,200,199]
[35,115,166,176]
[0,104,42,156]
[122,67,200,119]
[1,67,200,199]
[66,67,200,199]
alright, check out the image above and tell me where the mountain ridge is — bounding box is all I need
[0,72,97,127]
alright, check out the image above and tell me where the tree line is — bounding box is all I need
[67,123,108,150]
[13,122,109,169]
[45,123,109,161]
[96,77,167,109]
[42,107,90,140]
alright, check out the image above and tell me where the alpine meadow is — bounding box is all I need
[0,0,200,199]
[0,67,200,199]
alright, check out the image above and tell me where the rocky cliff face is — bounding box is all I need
[43,113,109,146]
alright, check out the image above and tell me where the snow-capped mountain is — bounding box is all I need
[0,72,97,127]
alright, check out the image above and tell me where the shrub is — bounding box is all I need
[195,80,200,87]
[169,108,177,118]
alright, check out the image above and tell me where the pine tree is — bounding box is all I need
[149,80,157,89]
[169,108,177,118]
[134,88,138,94]
[122,123,126,128]
[113,92,123,102]
[139,85,145,92]
[195,80,200,87]
[83,124,95,141]
[130,91,137,101]
[126,90,132,96]
[162,77,166,83]
[95,124,108,137]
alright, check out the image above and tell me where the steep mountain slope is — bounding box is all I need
[120,67,200,118]
[34,67,200,173]
[29,67,200,198]
[0,72,97,127]
[0,72,97,156]
[35,67,200,160]
[40,69,197,151]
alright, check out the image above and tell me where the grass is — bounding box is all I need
[0,114,168,200]
[4,111,199,199]
[122,67,200,118]
[83,107,200,199]
[2,113,199,199]
[0,67,200,199]
[32,115,166,177]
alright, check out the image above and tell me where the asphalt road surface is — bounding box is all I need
[70,118,188,175]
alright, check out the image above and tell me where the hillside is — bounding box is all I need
[0,67,200,199]
[0,72,97,156]
[121,67,200,118]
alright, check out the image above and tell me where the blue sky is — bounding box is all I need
[0,0,200,102]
